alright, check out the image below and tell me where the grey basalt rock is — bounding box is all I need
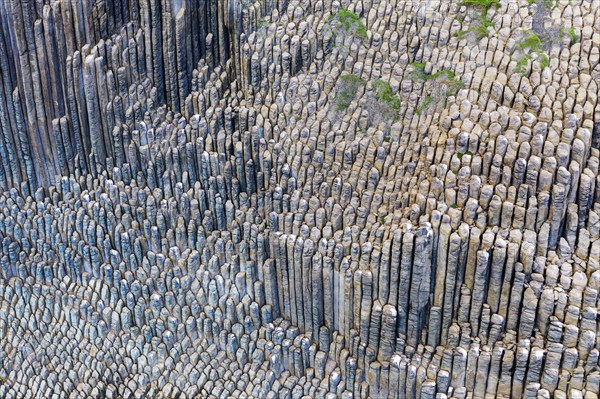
[0,0,599,398]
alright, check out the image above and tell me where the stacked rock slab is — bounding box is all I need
[0,0,599,398]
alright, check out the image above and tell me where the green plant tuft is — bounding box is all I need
[409,63,430,81]
[446,78,465,97]
[410,64,455,82]
[328,9,368,39]
[541,0,555,8]
[460,0,500,11]
[257,17,268,29]
[372,80,402,111]
[438,70,456,80]
[539,53,550,69]
[519,30,544,52]
[416,96,433,115]
[457,151,473,160]
[339,74,365,85]
[335,74,366,111]
[514,31,550,74]
[516,53,531,74]
[568,28,579,45]
[439,72,462,94]
[456,11,495,40]
[410,65,464,98]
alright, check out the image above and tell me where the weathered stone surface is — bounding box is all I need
[0,0,598,398]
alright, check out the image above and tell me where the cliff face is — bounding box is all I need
[0,1,599,398]
[0,0,279,190]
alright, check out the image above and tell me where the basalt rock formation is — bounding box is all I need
[0,0,599,398]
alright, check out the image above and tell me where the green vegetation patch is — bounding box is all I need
[456,150,473,160]
[410,63,460,82]
[445,78,465,97]
[372,80,402,111]
[328,9,368,39]
[460,0,500,11]
[457,0,498,40]
[257,17,268,29]
[514,30,550,74]
[539,53,550,69]
[456,13,495,39]
[409,63,430,81]
[540,0,555,8]
[409,64,464,98]
[335,74,366,111]
[416,96,434,116]
[567,28,579,45]
[368,79,402,121]
[519,30,544,52]
[516,53,532,74]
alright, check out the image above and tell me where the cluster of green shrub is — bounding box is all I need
[371,80,402,120]
[410,63,464,113]
[326,8,368,40]
[456,0,499,39]
[256,17,268,29]
[515,30,550,74]
[416,96,433,116]
[333,75,402,123]
[560,27,579,45]
[372,80,401,110]
[410,63,464,96]
[335,74,366,111]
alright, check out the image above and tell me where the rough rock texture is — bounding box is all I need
[0,0,599,398]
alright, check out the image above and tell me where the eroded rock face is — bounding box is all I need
[0,0,599,398]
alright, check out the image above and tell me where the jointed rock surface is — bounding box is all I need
[0,0,598,398]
